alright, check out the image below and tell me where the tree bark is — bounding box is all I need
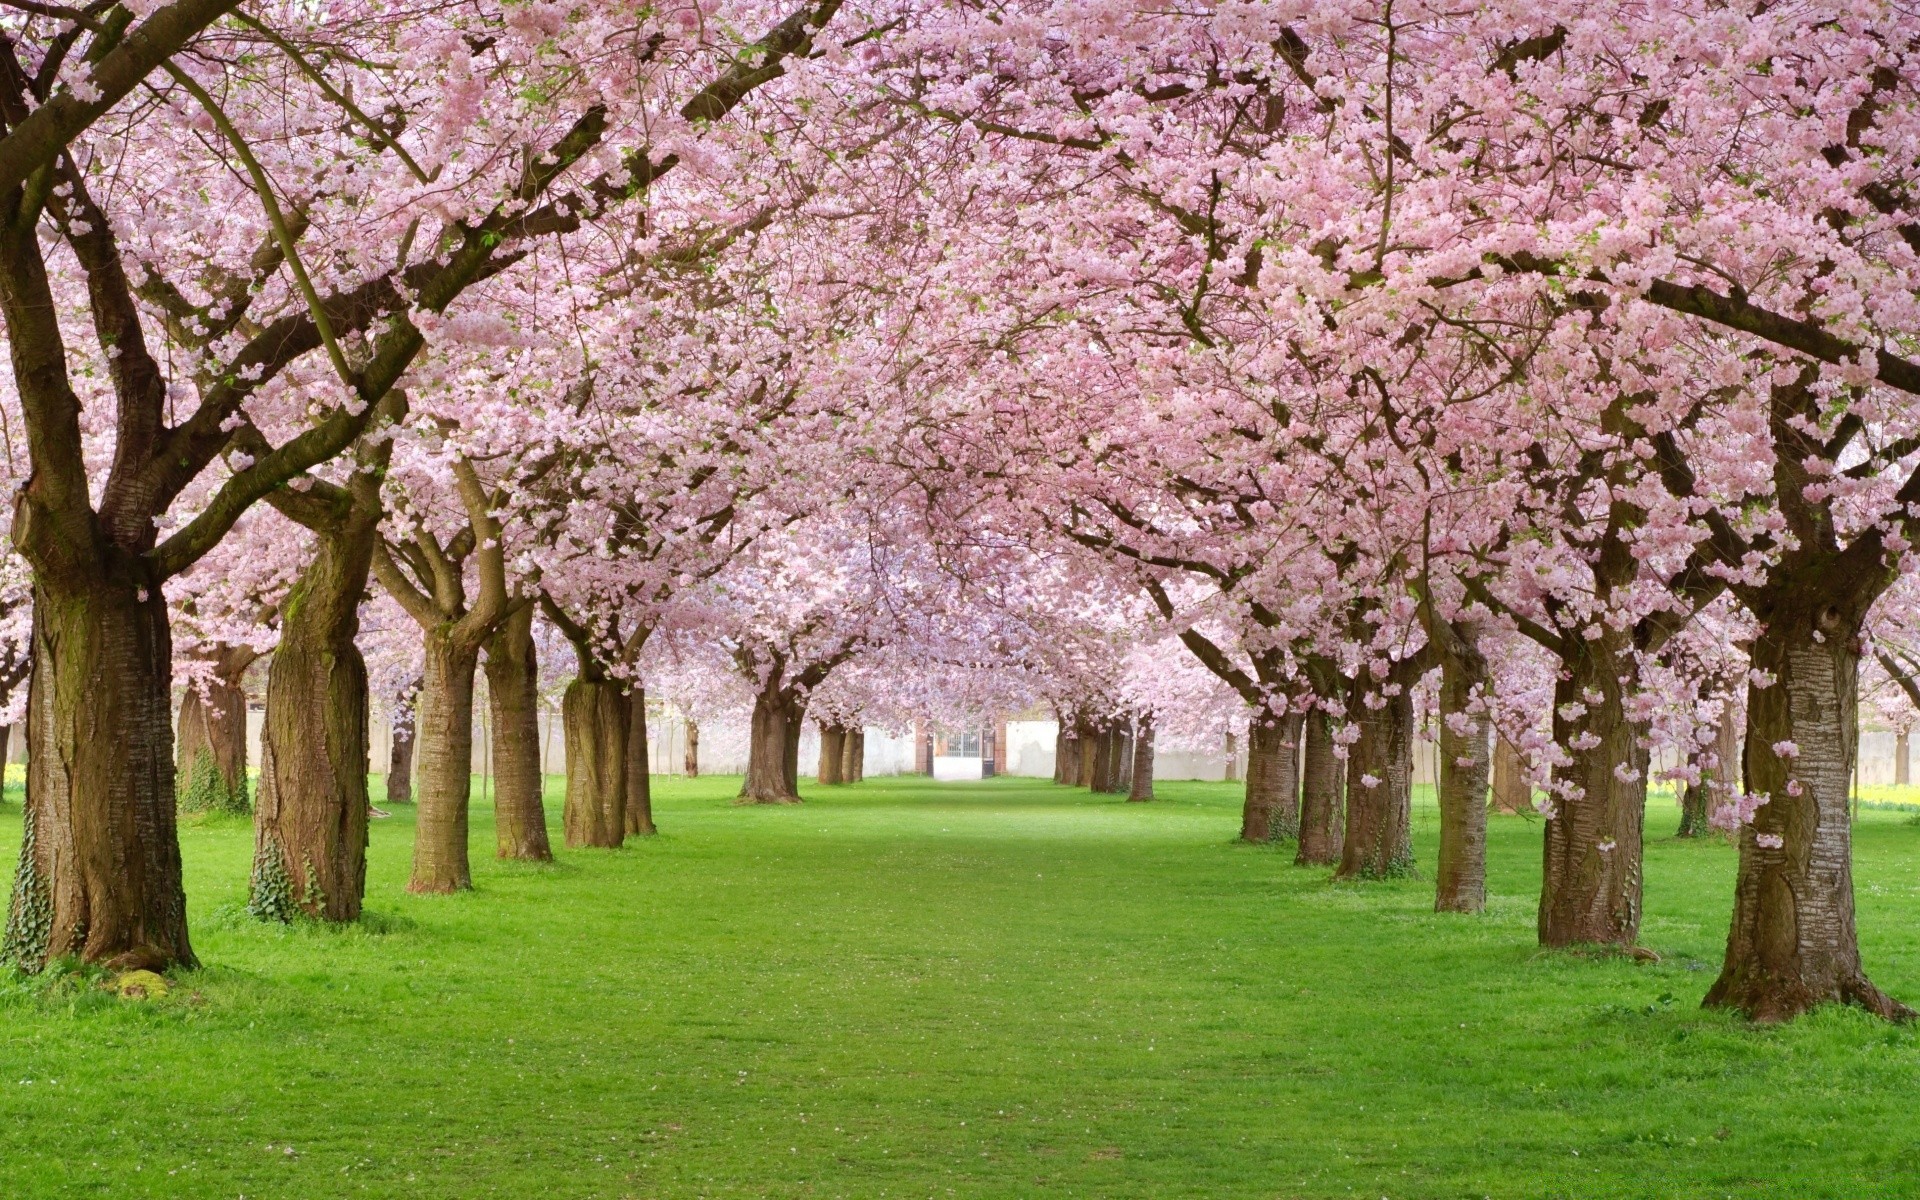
[818,722,847,785]
[1679,707,1738,838]
[1296,709,1345,866]
[625,685,655,836]
[1111,723,1133,794]
[1489,735,1533,814]
[1897,731,1910,787]
[252,509,379,923]
[176,649,252,815]
[1336,663,1417,881]
[1435,643,1491,913]
[4,577,193,971]
[410,632,481,892]
[1128,715,1156,801]
[1077,717,1098,788]
[1087,722,1113,792]
[684,718,699,778]
[1053,722,1068,784]
[1058,724,1079,786]
[1223,730,1240,783]
[1538,632,1647,947]
[387,713,416,805]
[842,724,862,782]
[1240,716,1301,840]
[561,678,627,849]
[484,604,551,862]
[1704,614,1911,1022]
[740,684,805,804]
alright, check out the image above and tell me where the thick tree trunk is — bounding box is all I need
[1538,634,1647,947]
[1336,666,1416,881]
[1089,723,1116,793]
[1241,716,1301,841]
[1897,731,1910,787]
[740,686,805,804]
[176,655,251,815]
[252,523,377,923]
[4,577,193,971]
[1435,649,1491,913]
[484,605,551,862]
[625,686,655,836]
[842,725,862,782]
[1053,723,1068,784]
[1489,735,1533,814]
[561,678,627,849]
[1704,617,1910,1022]
[387,714,415,805]
[1296,709,1344,866]
[410,632,481,892]
[1057,726,1078,786]
[1678,781,1713,839]
[1128,716,1156,801]
[684,718,699,778]
[818,722,846,785]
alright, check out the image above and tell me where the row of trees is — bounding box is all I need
[0,1,1916,1030]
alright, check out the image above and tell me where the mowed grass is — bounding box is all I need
[1,774,1918,1199]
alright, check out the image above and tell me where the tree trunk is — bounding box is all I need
[740,685,805,804]
[1897,731,1910,787]
[1077,718,1098,788]
[625,686,655,836]
[1057,726,1078,786]
[842,724,862,782]
[561,678,627,849]
[176,655,250,815]
[684,718,699,778]
[1053,723,1068,784]
[387,714,415,805]
[1336,665,1416,881]
[1112,724,1133,794]
[1223,730,1240,783]
[818,722,846,785]
[1435,649,1491,913]
[1679,708,1738,838]
[1128,716,1156,801]
[1296,709,1344,866]
[1538,634,1647,947]
[4,576,193,971]
[484,605,551,862]
[1088,723,1114,793]
[1490,735,1532,814]
[1704,615,1910,1022]
[410,632,481,892]
[1241,716,1301,841]
[252,520,377,923]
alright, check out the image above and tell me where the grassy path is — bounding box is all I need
[1,775,1918,1198]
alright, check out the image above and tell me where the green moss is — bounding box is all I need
[179,752,250,817]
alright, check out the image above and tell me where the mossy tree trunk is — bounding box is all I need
[176,645,256,815]
[1336,658,1417,881]
[1296,708,1345,866]
[4,575,193,971]
[1240,715,1301,841]
[484,603,551,862]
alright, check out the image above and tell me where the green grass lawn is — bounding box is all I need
[1,774,1918,1199]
